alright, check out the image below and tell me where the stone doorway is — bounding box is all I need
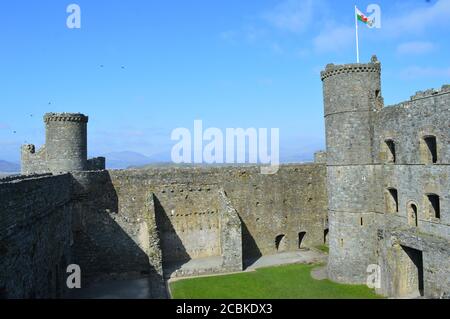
[298,232,307,249]
[397,245,424,298]
[275,234,287,252]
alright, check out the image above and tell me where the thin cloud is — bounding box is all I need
[262,0,328,33]
[313,25,354,53]
[396,41,436,55]
[219,0,330,55]
[400,66,450,79]
[243,25,267,43]
[383,0,450,37]
[270,42,284,54]
[219,30,238,43]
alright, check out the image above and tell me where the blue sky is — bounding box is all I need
[1,0,449,163]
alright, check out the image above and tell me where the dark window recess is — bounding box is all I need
[408,203,418,227]
[275,235,285,251]
[427,194,440,219]
[385,140,396,163]
[387,188,399,213]
[424,136,437,163]
[298,232,306,249]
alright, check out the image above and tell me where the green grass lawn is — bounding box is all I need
[316,245,329,254]
[170,263,381,299]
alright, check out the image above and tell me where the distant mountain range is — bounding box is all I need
[99,150,315,170]
[0,148,317,173]
[101,151,172,169]
[0,160,20,173]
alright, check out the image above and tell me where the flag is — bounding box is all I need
[356,7,374,27]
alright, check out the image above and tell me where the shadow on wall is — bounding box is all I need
[153,194,190,278]
[71,172,166,299]
[240,216,262,269]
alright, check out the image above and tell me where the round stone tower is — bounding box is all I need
[321,56,383,283]
[44,113,88,173]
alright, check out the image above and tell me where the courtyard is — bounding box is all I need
[169,263,381,299]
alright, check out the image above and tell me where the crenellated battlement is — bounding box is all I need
[382,84,450,110]
[410,84,450,101]
[21,144,36,154]
[44,113,88,123]
[320,64,381,81]
[320,56,381,81]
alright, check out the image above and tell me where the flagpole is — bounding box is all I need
[355,5,360,63]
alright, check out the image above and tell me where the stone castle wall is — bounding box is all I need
[21,145,49,175]
[8,57,450,299]
[0,163,326,298]
[373,86,450,298]
[69,171,167,298]
[68,164,326,286]
[322,56,450,298]
[0,174,74,298]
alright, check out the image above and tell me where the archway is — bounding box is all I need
[397,245,424,297]
[275,234,287,252]
[298,232,307,249]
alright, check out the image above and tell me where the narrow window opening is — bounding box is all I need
[386,188,399,213]
[408,203,418,227]
[275,234,286,252]
[427,194,440,219]
[385,139,396,163]
[298,232,306,249]
[422,136,437,164]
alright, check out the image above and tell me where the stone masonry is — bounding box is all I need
[1,55,449,299]
[21,113,105,175]
[321,55,450,298]
[1,113,327,298]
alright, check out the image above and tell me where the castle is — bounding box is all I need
[0,56,449,299]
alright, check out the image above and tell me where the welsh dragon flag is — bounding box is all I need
[356,7,373,27]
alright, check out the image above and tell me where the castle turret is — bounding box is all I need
[44,113,88,173]
[21,112,103,175]
[321,56,383,283]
